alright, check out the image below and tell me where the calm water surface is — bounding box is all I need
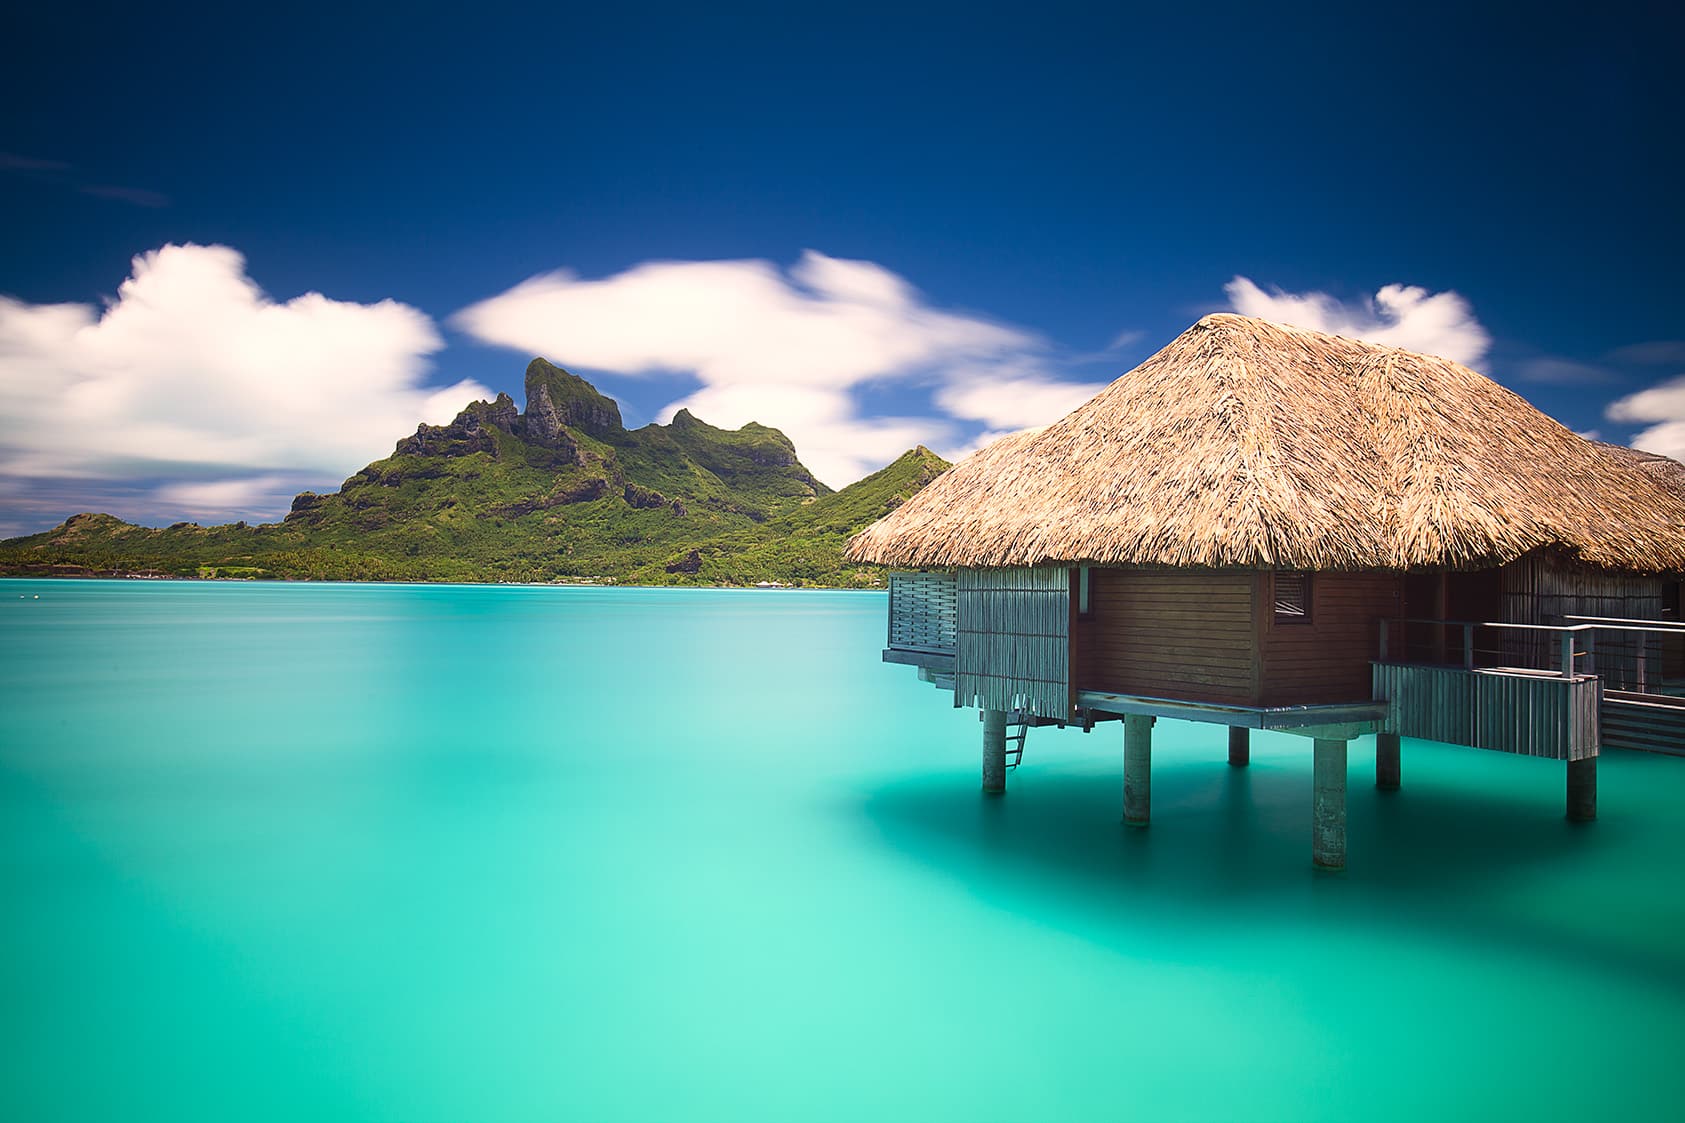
[2,579,1683,1121]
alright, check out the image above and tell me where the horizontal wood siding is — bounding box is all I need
[887,569,957,654]
[1076,569,1257,706]
[1603,693,1685,756]
[1259,571,1400,705]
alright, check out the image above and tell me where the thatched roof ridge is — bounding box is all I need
[848,313,1685,573]
[1596,441,1685,501]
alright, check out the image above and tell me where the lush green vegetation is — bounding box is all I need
[0,360,950,587]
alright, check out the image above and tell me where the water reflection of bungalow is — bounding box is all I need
[847,314,1685,869]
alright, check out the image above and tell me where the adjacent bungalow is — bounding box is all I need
[846,313,1685,868]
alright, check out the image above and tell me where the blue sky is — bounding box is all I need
[2,0,1682,535]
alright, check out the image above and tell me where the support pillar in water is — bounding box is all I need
[1313,737,1348,870]
[982,709,1007,794]
[1567,756,1597,821]
[1123,714,1154,826]
[1376,731,1401,791]
[1228,726,1250,767]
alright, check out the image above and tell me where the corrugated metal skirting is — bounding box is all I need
[1373,662,1600,760]
[1470,670,1600,760]
[1372,662,1473,746]
[956,567,1070,718]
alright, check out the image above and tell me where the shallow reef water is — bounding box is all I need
[2,579,1682,1121]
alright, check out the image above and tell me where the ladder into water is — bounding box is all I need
[1005,722,1028,769]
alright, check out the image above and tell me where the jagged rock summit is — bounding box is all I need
[524,358,623,438]
[393,357,624,465]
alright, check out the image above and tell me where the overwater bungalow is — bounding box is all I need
[846,313,1685,868]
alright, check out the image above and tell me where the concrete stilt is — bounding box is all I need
[1567,756,1597,821]
[1312,737,1348,870]
[1376,731,1401,791]
[1123,714,1154,826]
[1228,726,1250,767]
[982,709,1007,794]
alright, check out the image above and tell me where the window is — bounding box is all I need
[1078,566,1091,616]
[1274,572,1311,623]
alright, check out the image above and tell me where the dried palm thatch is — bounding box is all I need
[1596,441,1685,501]
[848,314,1685,573]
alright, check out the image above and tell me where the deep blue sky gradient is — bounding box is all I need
[3,0,1683,522]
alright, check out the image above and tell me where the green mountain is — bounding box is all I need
[0,359,951,586]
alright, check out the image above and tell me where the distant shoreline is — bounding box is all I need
[0,572,883,592]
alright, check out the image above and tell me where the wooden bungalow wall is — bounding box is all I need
[1665,581,1684,680]
[1072,568,1400,708]
[1255,571,1401,705]
[892,558,1674,715]
[1072,569,1256,706]
[1500,550,1663,689]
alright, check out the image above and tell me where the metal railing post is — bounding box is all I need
[1560,631,1574,678]
[1463,624,1475,670]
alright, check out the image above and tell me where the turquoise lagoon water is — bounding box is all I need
[2,578,1683,1122]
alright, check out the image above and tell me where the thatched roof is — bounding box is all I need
[848,313,1685,573]
[1596,441,1685,501]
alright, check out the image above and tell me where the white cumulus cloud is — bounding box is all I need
[453,250,1102,486]
[935,367,1105,431]
[1224,276,1491,367]
[0,243,487,523]
[1606,374,1685,461]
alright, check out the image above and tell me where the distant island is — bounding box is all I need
[0,359,951,586]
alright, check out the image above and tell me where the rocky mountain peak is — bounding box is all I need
[523,358,623,438]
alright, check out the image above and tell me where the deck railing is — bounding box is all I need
[1373,618,1604,759]
[1562,615,1685,693]
[1374,615,1685,758]
[1378,615,1680,690]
